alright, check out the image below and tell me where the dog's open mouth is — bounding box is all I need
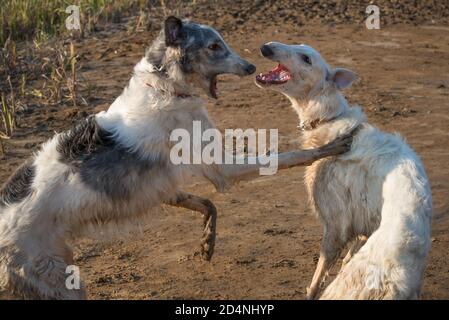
[256,64,291,85]
[209,76,218,99]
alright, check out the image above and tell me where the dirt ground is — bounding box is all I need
[1,2,449,299]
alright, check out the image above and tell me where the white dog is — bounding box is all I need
[256,42,432,299]
[0,18,351,299]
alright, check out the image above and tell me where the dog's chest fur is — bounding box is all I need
[300,108,362,198]
[300,108,385,238]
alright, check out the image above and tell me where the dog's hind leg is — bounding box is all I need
[341,235,368,268]
[166,192,217,261]
[307,227,345,300]
[5,252,87,300]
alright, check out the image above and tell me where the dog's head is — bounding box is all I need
[146,16,256,99]
[255,42,358,100]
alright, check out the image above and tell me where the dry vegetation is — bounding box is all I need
[0,37,84,154]
[0,0,152,46]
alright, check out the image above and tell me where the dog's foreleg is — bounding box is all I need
[166,192,217,261]
[221,133,353,183]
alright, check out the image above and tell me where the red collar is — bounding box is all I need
[146,83,192,99]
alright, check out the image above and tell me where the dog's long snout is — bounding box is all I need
[260,44,274,57]
[245,63,256,75]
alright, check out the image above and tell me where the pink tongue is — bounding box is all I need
[257,64,290,83]
[272,65,284,73]
[267,64,287,80]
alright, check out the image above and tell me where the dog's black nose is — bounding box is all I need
[245,64,256,75]
[260,44,274,57]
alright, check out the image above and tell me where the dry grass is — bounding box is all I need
[41,42,80,106]
[0,34,89,156]
[0,77,16,156]
[0,0,153,47]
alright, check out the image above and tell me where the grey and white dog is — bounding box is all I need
[0,17,351,299]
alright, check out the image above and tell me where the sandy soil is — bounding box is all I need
[1,3,449,299]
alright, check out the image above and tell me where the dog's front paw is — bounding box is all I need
[200,243,213,261]
[200,225,216,261]
[319,134,353,157]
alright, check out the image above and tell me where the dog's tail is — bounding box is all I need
[321,161,432,300]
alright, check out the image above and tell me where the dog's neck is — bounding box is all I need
[96,58,211,161]
[134,57,200,100]
[288,89,346,129]
[288,89,366,148]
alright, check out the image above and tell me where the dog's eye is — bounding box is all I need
[208,43,222,51]
[301,54,312,65]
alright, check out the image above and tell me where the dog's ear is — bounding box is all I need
[330,68,359,90]
[164,16,183,47]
